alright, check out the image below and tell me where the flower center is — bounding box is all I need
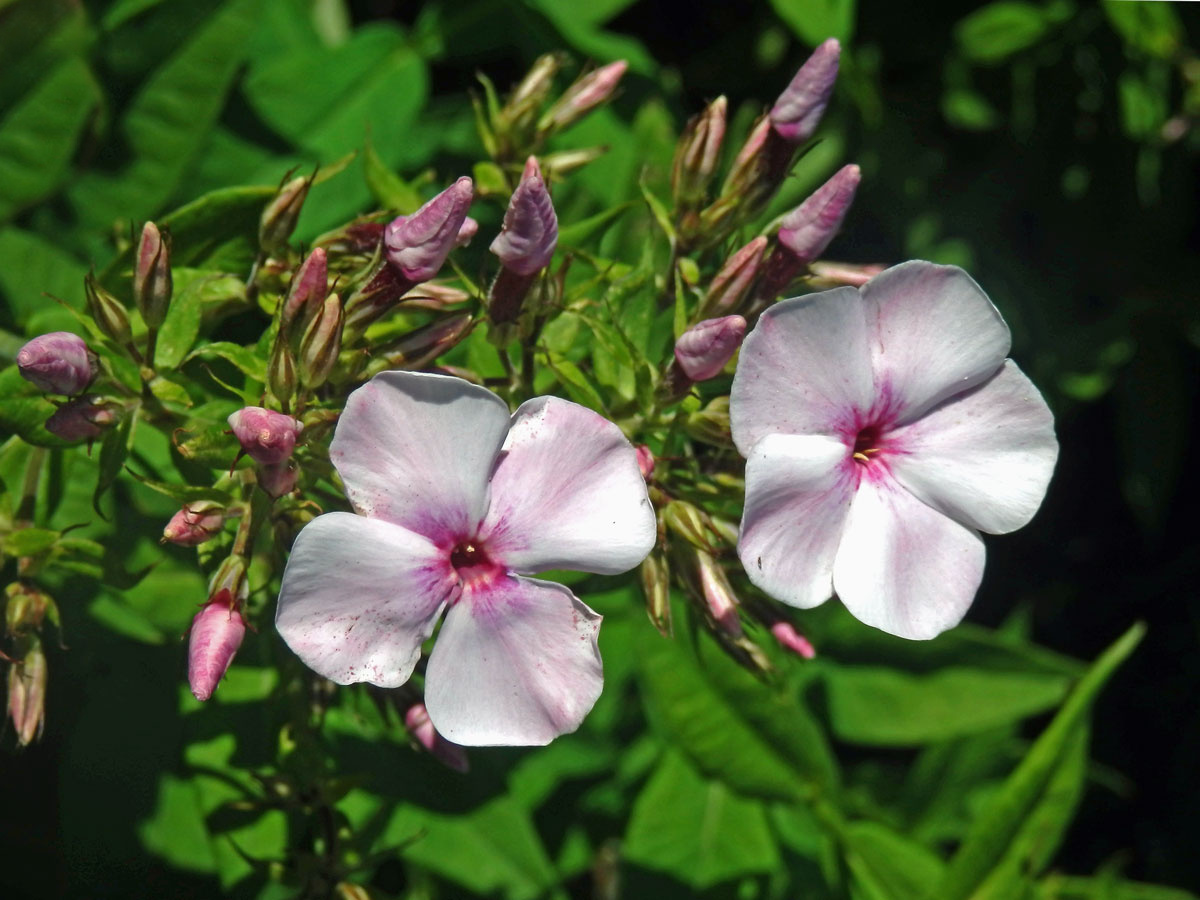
[852,424,883,464]
[449,541,502,586]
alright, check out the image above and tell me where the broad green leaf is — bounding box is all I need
[543,352,608,413]
[936,624,1145,900]
[0,365,72,448]
[768,0,857,44]
[943,89,1002,132]
[843,821,946,900]
[635,620,839,803]
[625,750,780,888]
[160,184,277,268]
[363,137,424,213]
[1103,0,1182,60]
[1117,71,1167,142]
[136,775,217,873]
[955,2,1054,64]
[155,270,246,369]
[0,0,90,115]
[0,56,98,222]
[3,526,59,557]
[184,341,266,382]
[1039,874,1199,900]
[0,227,86,334]
[822,664,1070,746]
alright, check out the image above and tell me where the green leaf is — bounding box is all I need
[363,136,424,213]
[639,177,675,243]
[943,89,1002,132]
[126,471,231,505]
[625,750,780,889]
[161,184,278,268]
[1040,874,1199,900]
[0,365,72,447]
[3,526,59,557]
[768,0,857,44]
[936,624,1145,900]
[0,227,86,334]
[822,664,1070,746]
[93,414,134,516]
[184,341,266,382]
[557,202,633,248]
[843,821,946,900]
[155,270,246,369]
[0,56,98,222]
[1103,0,1182,60]
[955,2,1053,64]
[635,622,839,803]
[542,352,608,413]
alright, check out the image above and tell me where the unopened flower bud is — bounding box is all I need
[539,145,609,178]
[685,395,733,448]
[720,116,771,200]
[455,217,478,248]
[84,272,133,345]
[505,53,563,124]
[674,315,746,382]
[640,553,672,637]
[806,260,887,288]
[635,445,655,481]
[701,237,767,318]
[491,157,558,277]
[298,293,343,389]
[208,555,249,602]
[133,222,172,329]
[777,164,860,265]
[384,177,474,283]
[770,38,840,144]
[8,635,46,745]
[258,460,299,499]
[5,583,53,635]
[227,407,303,465]
[280,248,328,345]
[662,500,720,553]
[540,60,627,132]
[400,281,472,312]
[187,589,246,702]
[162,502,225,547]
[260,174,313,252]
[17,332,96,396]
[267,340,297,407]
[672,96,727,206]
[770,620,816,659]
[370,314,475,373]
[44,395,119,443]
[405,702,469,772]
[696,550,742,637]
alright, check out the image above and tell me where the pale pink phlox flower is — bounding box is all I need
[276,371,656,745]
[731,261,1058,639]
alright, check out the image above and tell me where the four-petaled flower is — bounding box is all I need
[276,371,656,745]
[731,261,1058,639]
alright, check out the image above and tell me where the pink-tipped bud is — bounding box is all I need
[770,620,816,660]
[770,38,841,144]
[297,293,343,390]
[672,96,727,205]
[17,332,96,396]
[778,164,861,265]
[807,260,887,288]
[696,551,742,638]
[280,248,328,343]
[134,222,172,329]
[5,583,54,636]
[405,702,469,772]
[84,272,133,345]
[44,395,118,442]
[8,636,46,746]
[455,217,479,248]
[490,157,558,276]
[635,445,655,481]
[187,589,246,702]
[258,460,299,499]
[227,407,303,465]
[701,237,767,318]
[260,174,313,252]
[162,502,225,547]
[384,177,474,283]
[674,315,746,382]
[722,116,771,196]
[541,60,627,131]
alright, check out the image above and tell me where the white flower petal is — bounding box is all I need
[330,371,511,543]
[424,575,602,746]
[832,473,985,640]
[276,512,454,687]
[861,261,1011,423]
[730,286,874,454]
[738,434,855,608]
[888,361,1058,534]
[479,397,655,575]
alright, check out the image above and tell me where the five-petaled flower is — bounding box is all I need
[731,261,1058,640]
[276,371,656,745]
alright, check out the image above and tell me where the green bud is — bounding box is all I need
[639,553,672,637]
[268,339,297,408]
[685,395,733,448]
[4,583,53,635]
[662,499,721,553]
[260,175,313,252]
[133,222,172,329]
[368,314,474,374]
[672,96,727,209]
[84,272,132,345]
[298,293,344,390]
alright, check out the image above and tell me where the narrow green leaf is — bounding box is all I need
[125,470,231,505]
[1040,874,1199,900]
[155,270,246,369]
[363,137,423,213]
[542,352,608,413]
[843,821,946,900]
[3,526,60,557]
[93,414,134,516]
[184,341,266,382]
[639,178,675,242]
[557,202,633,248]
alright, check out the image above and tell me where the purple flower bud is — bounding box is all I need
[635,445,655,481]
[674,315,747,382]
[8,636,46,746]
[227,407,303,465]
[187,590,246,702]
[44,395,118,442]
[372,313,475,373]
[405,702,469,772]
[490,157,559,277]
[258,460,299,499]
[541,60,627,131]
[777,164,861,265]
[281,248,328,343]
[134,222,172,329]
[455,217,479,248]
[384,177,474,283]
[163,502,226,547]
[701,237,767,318]
[770,38,841,144]
[17,332,95,395]
[770,621,816,660]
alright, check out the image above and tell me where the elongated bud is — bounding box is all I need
[685,395,733,448]
[44,395,119,443]
[720,116,771,200]
[17,332,96,396]
[84,273,133,345]
[384,177,474,283]
[187,589,246,702]
[695,550,742,637]
[227,407,303,465]
[8,635,46,745]
[491,157,558,276]
[400,282,472,312]
[280,248,328,344]
[268,340,297,407]
[770,38,840,144]
[674,315,746,382]
[806,260,887,288]
[5,583,53,635]
[258,460,299,499]
[540,60,627,132]
[640,553,672,637]
[455,217,478,248]
[662,500,720,553]
[405,702,469,772]
[505,53,563,123]
[770,620,816,659]
[778,164,860,264]
[162,502,225,547]
[635,445,655,481]
[370,314,474,373]
[133,222,172,329]
[260,174,313,252]
[672,96,727,206]
[298,293,343,389]
[208,555,248,602]
[701,237,767,318]
[539,145,608,178]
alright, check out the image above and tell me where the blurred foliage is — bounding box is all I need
[0,0,1198,898]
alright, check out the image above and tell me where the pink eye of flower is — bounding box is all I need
[851,425,883,463]
[449,541,501,585]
